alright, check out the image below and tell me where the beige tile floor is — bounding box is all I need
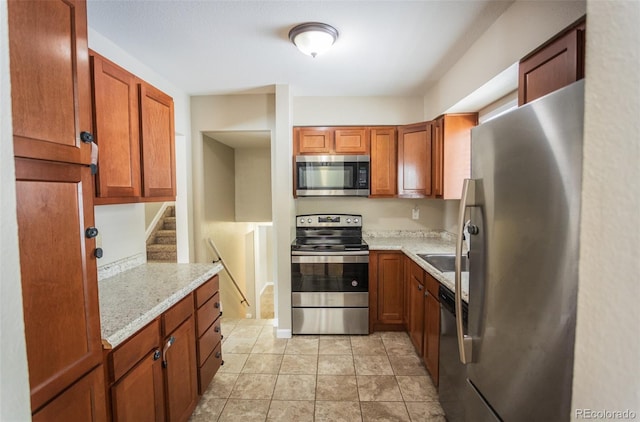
[190,318,446,422]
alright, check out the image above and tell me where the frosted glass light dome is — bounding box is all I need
[289,22,339,58]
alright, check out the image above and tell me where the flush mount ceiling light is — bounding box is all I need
[289,22,339,58]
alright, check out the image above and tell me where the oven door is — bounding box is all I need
[291,254,369,294]
[295,155,369,196]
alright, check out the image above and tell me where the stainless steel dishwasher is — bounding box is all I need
[439,285,468,422]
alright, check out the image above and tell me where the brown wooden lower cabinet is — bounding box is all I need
[194,275,223,394]
[369,251,405,332]
[32,366,107,422]
[105,283,221,422]
[163,315,198,422]
[111,347,165,422]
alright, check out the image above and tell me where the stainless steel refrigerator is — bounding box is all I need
[453,80,584,421]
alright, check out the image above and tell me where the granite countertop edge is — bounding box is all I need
[366,236,469,302]
[99,262,224,348]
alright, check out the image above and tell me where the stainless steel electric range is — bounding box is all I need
[291,214,369,335]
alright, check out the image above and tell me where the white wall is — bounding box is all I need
[88,29,193,264]
[274,85,295,336]
[0,0,32,418]
[235,146,272,222]
[297,197,446,233]
[572,0,640,418]
[293,96,424,126]
[424,0,586,119]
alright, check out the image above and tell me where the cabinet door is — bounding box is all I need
[408,262,425,353]
[370,127,397,197]
[139,82,176,200]
[398,121,433,197]
[91,52,141,200]
[441,113,477,200]
[32,366,106,422]
[164,316,199,422]
[376,253,405,324]
[15,158,102,412]
[295,127,333,154]
[518,20,585,105]
[8,0,92,165]
[334,127,369,154]
[112,349,165,422]
[423,292,440,386]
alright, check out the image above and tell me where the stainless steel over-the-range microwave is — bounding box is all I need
[295,155,370,197]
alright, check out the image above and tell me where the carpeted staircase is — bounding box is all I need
[146,206,177,262]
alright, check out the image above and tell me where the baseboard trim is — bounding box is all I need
[276,328,292,339]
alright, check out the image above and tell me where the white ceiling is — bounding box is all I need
[86,0,514,97]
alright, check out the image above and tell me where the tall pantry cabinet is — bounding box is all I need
[8,0,106,420]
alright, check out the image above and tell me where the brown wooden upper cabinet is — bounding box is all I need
[9,0,93,166]
[518,16,586,106]
[397,121,433,198]
[90,51,176,204]
[432,113,478,200]
[294,126,369,155]
[370,127,398,197]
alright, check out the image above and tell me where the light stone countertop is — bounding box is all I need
[365,234,469,302]
[98,262,223,348]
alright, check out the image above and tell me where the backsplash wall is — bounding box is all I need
[295,197,447,232]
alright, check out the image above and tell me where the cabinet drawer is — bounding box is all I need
[196,292,221,338]
[426,273,439,298]
[198,342,222,395]
[109,319,160,382]
[163,294,194,336]
[197,316,222,365]
[195,275,219,308]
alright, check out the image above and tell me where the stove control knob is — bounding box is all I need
[307,218,312,223]
[346,218,351,223]
[299,218,305,224]
[354,218,359,224]
[351,280,358,287]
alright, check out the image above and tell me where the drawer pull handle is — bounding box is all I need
[221,360,225,366]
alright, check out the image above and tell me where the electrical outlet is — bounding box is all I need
[245,313,252,319]
[412,207,420,220]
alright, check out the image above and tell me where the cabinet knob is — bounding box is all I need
[214,325,220,333]
[153,350,161,361]
[214,302,220,309]
[94,248,103,259]
[418,284,423,291]
[85,227,99,239]
[80,131,94,144]
[215,351,221,359]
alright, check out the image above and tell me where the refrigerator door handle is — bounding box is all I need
[456,178,476,364]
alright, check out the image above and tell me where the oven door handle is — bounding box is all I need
[291,254,369,264]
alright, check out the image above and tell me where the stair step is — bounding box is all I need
[147,250,177,262]
[163,217,176,230]
[154,230,176,244]
[147,244,176,252]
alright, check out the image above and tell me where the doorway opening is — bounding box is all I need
[201,130,274,321]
